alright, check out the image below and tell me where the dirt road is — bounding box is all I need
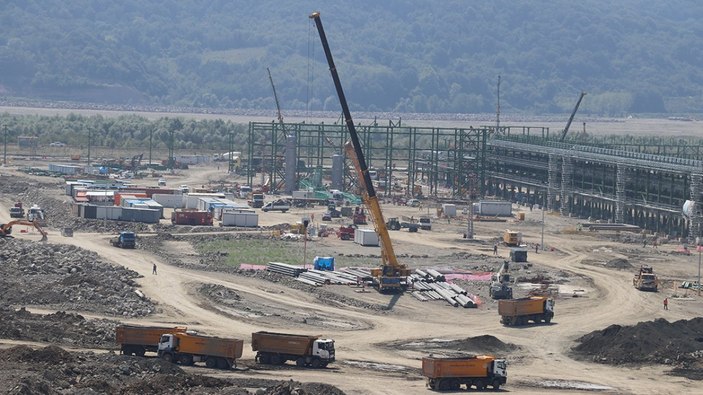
[2,164,702,394]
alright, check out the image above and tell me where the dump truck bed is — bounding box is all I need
[175,333,243,359]
[251,331,317,355]
[498,297,546,316]
[422,355,495,378]
[115,325,187,346]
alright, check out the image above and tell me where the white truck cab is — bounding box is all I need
[313,339,335,361]
[492,359,508,379]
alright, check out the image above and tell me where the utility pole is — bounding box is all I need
[496,75,501,132]
[697,238,702,296]
[3,124,7,166]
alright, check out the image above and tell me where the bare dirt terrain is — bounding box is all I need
[1,162,703,394]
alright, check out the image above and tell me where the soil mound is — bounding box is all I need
[604,258,632,269]
[385,334,518,355]
[572,318,703,379]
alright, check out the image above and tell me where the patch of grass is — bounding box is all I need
[195,238,304,267]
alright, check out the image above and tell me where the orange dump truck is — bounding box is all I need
[157,332,243,370]
[498,296,554,326]
[252,331,335,368]
[115,325,187,357]
[422,355,507,391]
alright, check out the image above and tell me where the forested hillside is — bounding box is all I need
[1,0,701,115]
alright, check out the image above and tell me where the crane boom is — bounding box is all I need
[309,11,408,292]
[267,67,286,126]
[560,91,586,142]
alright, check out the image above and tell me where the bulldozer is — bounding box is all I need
[633,265,658,292]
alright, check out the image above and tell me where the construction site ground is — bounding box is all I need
[1,162,702,394]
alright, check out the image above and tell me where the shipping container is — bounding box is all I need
[475,201,513,217]
[152,193,185,208]
[442,204,457,217]
[354,228,379,246]
[121,207,160,223]
[171,209,213,225]
[221,211,258,227]
[83,204,97,219]
[185,193,226,209]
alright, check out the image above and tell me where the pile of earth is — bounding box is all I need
[0,307,117,349]
[604,258,633,270]
[0,239,155,317]
[572,318,703,380]
[384,334,518,355]
[0,345,345,394]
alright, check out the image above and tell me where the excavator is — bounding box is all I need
[310,12,410,293]
[0,220,48,241]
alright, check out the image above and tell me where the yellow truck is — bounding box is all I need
[422,355,507,391]
[498,296,554,326]
[157,332,243,369]
[502,230,521,246]
[115,325,187,357]
[252,331,335,368]
[633,265,658,292]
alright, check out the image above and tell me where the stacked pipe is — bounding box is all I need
[308,269,357,285]
[340,268,373,281]
[426,269,446,282]
[409,277,477,307]
[298,271,332,285]
[267,262,307,277]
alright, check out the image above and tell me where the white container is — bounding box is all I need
[354,228,379,246]
[152,193,185,208]
[221,211,259,227]
[442,204,457,217]
[477,200,513,216]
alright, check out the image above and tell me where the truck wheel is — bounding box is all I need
[296,357,306,367]
[319,362,328,368]
[179,355,194,366]
[136,348,146,357]
[161,353,174,363]
[437,379,449,390]
[491,379,501,390]
[448,379,460,390]
[259,354,271,364]
[545,316,552,324]
[474,379,486,390]
[270,354,281,365]
[310,358,321,369]
[217,358,230,369]
[205,358,217,369]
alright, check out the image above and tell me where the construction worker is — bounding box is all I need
[152,263,157,275]
[663,297,668,310]
[535,243,539,253]
[493,244,498,255]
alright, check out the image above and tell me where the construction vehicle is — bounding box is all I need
[9,206,24,219]
[311,11,411,293]
[115,325,187,357]
[352,206,367,225]
[0,220,48,241]
[110,231,136,249]
[633,265,658,292]
[503,230,521,246]
[327,204,341,218]
[250,193,265,208]
[386,217,401,231]
[499,296,554,326]
[422,355,507,391]
[261,199,290,212]
[337,225,355,240]
[419,216,432,231]
[489,261,513,300]
[157,332,243,370]
[252,331,335,368]
[559,91,587,142]
[26,204,45,223]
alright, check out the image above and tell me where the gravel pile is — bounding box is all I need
[0,239,155,317]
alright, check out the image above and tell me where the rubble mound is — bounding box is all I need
[0,239,155,317]
[0,307,117,349]
[0,346,345,394]
[572,318,703,378]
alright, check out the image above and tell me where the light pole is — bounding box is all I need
[697,237,702,297]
